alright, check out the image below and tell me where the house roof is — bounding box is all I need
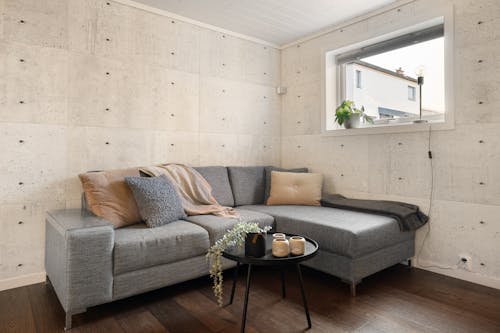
[352,60,418,83]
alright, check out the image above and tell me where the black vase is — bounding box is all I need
[245,232,266,257]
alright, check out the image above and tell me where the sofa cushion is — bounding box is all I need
[193,166,234,207]
[126,176,186,228]
[79,168,142,228]
[239,205,413,258]
[184,209,275,245]
[264,166,308,203]
[227,166,268,206]
[113,220,209,275]
[267,171,323,206]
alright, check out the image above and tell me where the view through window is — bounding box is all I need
[339,30,445,126]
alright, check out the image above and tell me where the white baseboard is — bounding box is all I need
[0,271,46,292]
[416,260,500,290]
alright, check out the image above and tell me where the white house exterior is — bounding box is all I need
[345,61,420,120]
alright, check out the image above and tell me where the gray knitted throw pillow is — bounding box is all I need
[126,175,186,228]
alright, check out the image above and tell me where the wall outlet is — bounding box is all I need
[459,254,472,271]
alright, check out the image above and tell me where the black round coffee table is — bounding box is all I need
[223,233,319,333]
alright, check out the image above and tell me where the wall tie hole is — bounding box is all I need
[105,142,110,145]
[19,20,25,24]
[479,140,484,143]
[106,38,111,41]
[18,182,24,186]
[479,182,485,185]
[19,59,25,62]
[171,51,175,55]
[17,264,23,267]
[170,82,175,85]
[170,113,175,117]
[478,59,483,63]
[480,221,485,224]
[171,20,175,23]
[106,72,110,75]
[478,101,483,104]
[19,140,24,144]
[221,144,225,148]
[18,221,24,225]
[170,143,174,147]
[19,100,25,104]
[478,21,483,25]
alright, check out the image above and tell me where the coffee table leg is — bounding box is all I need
[281,269,286,298]
[241,264,253,333]
[296,264,312,329]
[229,262,240,305]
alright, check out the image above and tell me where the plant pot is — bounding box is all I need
[347,113,361,128]
[245,232,266,257]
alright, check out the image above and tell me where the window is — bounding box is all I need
[408,86,416,101]
[355,70,362,88]
[334,23,445,127]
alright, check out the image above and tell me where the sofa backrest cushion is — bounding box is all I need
[194,166,234,207]
[79,168,142,228]
[227,166,268,206]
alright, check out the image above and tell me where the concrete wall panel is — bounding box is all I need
[0,41,68,124]
[3,0,68,49]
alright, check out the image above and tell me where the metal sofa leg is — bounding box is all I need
[350,282,357,297]
[343,279,361,297]
[65,312,72,331]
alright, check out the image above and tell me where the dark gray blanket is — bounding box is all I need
[320,194,429,232]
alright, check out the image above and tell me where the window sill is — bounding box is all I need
[322,120,454,137]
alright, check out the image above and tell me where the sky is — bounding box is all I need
[362,37,445,113]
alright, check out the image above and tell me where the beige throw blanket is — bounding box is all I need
[140,164,239,218]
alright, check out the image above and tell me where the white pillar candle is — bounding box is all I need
[272,238,289,257]
[289,236,306,256]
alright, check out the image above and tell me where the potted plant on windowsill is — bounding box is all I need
[335,100,374,129]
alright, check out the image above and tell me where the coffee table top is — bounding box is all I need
[222,233,318,266]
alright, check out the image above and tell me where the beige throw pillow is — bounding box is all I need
[79,168,142,228]
[267,171,323,206]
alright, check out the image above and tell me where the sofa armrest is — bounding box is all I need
[45,209,114,312]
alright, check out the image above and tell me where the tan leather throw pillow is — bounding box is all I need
[79,168,142,228]
[267,171,323,206]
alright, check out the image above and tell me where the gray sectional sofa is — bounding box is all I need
[45,166,414,330]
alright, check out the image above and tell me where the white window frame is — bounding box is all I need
[321,10,454,136]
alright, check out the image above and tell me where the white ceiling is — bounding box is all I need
[131,0,398,46]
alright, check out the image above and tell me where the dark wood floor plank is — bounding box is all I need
[148,295,212,333]
[174,289,260,333]
[71,316,126,333]
[0,287,36,333]
[116,310,170,333]
[26,283,65,333]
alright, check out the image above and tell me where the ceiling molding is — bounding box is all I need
[280,0,416,49]
[113,0,281,49]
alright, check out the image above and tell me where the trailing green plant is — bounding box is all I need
[207,221,272,306]
[335,100,374,127]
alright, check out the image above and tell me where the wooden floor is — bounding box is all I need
[1,264,500,333]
